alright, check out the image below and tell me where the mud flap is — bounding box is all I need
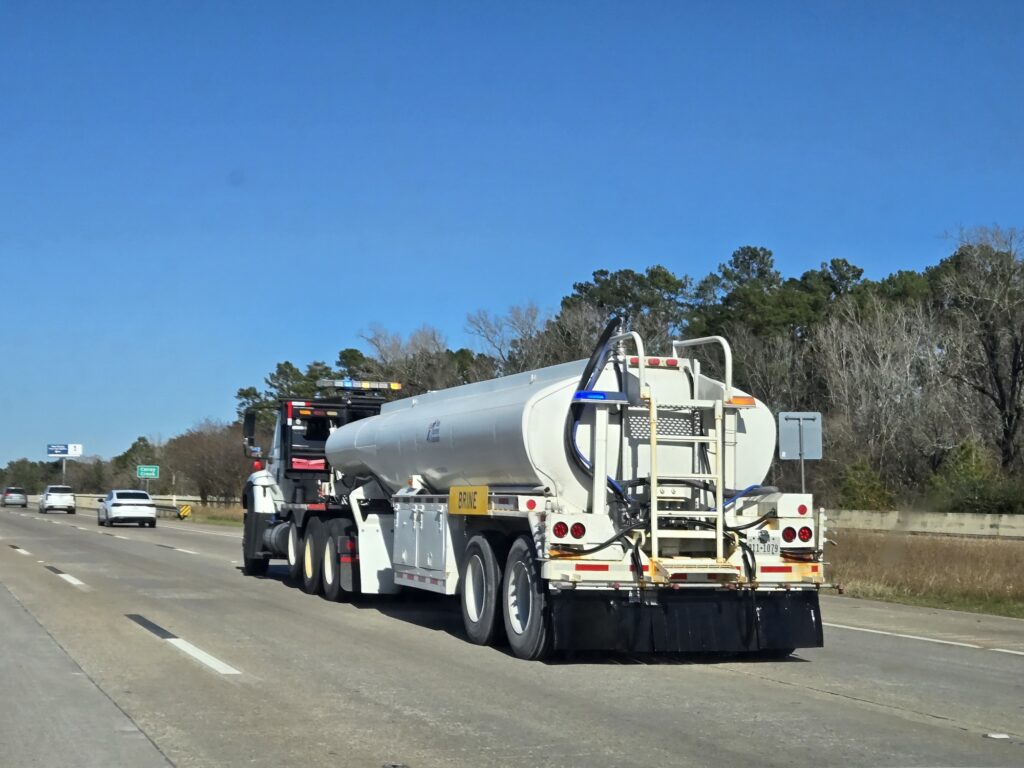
[549,589,823,653]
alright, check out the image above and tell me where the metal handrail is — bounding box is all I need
[672,336,733,399]
[609,331,648,393]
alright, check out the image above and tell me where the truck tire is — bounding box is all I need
[302,517,325,595]
[460,535,506,646]
[502,535,553,661]
[322,519,352,602]
[286,521,304,582]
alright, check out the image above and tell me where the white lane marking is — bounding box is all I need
[824,622,983,648]
[114,535,129,540]
[167,638,241,675]
[13,547,31,556]
[156,523,239,539]
[58,573,86,587]
[76,526,87,531]
[176,548,199,555]
[821,622,1024,655]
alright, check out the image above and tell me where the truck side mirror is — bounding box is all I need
[242,411,262,458]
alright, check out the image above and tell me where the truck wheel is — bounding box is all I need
[302,518,325,595]
[502,535,553,660]
[322,520,351,602]
[286,521,304,582]
[461,535,506,646]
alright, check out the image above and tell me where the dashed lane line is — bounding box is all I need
[126,614,241,676]
[7,544,31,556]
[43,564,88,589]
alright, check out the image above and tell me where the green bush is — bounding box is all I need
[929,441,1024,514]
[838,460,894,510]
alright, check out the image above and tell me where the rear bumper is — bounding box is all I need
[550,588,823,653]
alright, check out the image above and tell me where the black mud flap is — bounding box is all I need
[549,589,823,653]
[242,496,273,560]
[336,533,359,593]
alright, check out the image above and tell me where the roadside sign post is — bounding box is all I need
[47,443,83,484]
[777,412,822,494]
[137,465,159,493]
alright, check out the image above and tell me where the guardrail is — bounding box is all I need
[25,495,203,520]
[828,508,1024,539]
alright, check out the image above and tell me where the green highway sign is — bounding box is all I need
[137,465,160,479]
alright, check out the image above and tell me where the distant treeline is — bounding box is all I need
[5,226,1021,513]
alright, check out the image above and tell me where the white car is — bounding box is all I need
[39,485,76,514]
[97,490,157,528]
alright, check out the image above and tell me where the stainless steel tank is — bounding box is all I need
[325,358,776,513]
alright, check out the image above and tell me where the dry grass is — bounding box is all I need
[186,504,244,526]
[827,530,1024,618]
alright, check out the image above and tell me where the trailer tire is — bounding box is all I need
[502,535,553,660]
[286,521,304,583]
[322,519,352,602]
[302,517,325,595]
[460,535,506,646]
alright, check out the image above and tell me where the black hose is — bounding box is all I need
[563,316,630,505]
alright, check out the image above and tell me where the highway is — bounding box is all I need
[1,507,1021,768]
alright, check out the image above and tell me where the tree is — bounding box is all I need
[565,266,691,341]
[934,227,1024,468]
[164,420,248,504]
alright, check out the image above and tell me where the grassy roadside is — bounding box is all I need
[826,529,1024,619]
[184,504,243,527]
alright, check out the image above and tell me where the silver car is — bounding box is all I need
[2,486,28,508]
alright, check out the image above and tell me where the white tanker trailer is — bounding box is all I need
[240,322,825,660]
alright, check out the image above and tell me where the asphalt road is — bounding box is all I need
[1,507,1022,768]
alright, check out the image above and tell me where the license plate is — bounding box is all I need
[746,532,780,556]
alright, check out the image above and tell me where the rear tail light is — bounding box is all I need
[798,526,813,543]
[252,460,263,471]
[570,522,586,539]
[552,521,569,539]
[782,527,796,543]
[797,504,808,515]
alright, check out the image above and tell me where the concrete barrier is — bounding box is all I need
[827,508,1024,539]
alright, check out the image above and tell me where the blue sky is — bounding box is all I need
[1,1,1021,464]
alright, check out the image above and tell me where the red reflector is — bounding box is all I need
[525,499,537,511]
[811,565,819,573]
[761,565,792,573]
[798,526,813,542]
[798,504,808,515]
[782,527,796,543]
[291,458,326,471]
[344,538,356,551]
[648,357,660,366]
[666,358,679,367]
[570,522,586,539]
[629,356,639,365]
[286,402,293,418]
[339,554,355,563]
[574,563,609,572]
[306,503,326,511]
[669,573,688,581]
[628,564,650,572]
[252,460,263,471]
[552,521,569,538]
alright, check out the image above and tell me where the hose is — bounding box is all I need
[563,316,635,507]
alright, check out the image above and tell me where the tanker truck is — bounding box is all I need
[240,321,825,659]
